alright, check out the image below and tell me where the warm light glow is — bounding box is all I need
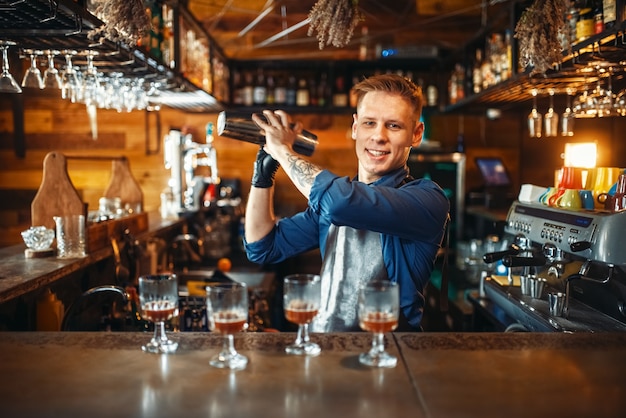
[563,142,597,168]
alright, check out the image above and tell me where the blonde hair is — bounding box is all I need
[352,73,424,117]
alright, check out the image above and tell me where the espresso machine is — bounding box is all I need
[482,200,626,332]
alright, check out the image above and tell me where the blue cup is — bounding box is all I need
[579,189,594,210]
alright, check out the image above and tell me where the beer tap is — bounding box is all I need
[164,124,219,213]
[182,123,219,211]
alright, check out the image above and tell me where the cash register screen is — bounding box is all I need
[475,157,511,187]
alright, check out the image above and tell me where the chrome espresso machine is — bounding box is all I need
[483,201,626,332]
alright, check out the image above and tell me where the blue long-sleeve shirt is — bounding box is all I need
[245,166,450,328]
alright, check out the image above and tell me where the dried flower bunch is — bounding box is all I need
[515,0,569,76]
[87,0,151,47]
[308,0,363,49]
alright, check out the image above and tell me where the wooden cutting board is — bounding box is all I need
[31,152,85,230]
[103,157,144,210]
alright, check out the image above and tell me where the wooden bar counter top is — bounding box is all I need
[1,331,625,418]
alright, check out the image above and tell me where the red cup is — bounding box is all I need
[558,166,583,189]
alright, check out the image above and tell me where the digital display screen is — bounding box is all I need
[475,157,511,187]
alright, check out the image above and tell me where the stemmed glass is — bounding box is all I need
[206,282,249,370]
[596,72,614,117]
[561,89,575,136]
[42,49,61,89]
[528,89,542,138]
[138,274,179,354]
[358,280,399,368]
[544,89,558,137]
[0,40,22,93]
[283,274,321,356]
[60,49,80,102]
[21,49,44,89]
[80,50,101,104]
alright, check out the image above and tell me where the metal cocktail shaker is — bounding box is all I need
[217,111,318,156]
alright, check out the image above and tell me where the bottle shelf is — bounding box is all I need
[443,11,626,113]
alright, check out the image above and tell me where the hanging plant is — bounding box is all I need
[514,0,570,76]
[87,0,151,47]
[307,0,363,49]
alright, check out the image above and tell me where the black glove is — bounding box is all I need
[251,147,280,188]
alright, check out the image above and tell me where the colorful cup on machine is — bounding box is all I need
[557,166,584,190]
[578,190,595,210]
[539,187,558,206]
[554,188,582,210]
[598,173,626,212]
[591,167,621,208]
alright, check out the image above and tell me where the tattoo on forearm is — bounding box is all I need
[287,153,318,187]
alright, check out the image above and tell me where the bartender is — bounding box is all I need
[244,73,450,331]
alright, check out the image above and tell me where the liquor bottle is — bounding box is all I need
[332,75,348,107]
[265,74,275,105]
[149,0,163,60]
[481,39,493,90]
[577,1,595,41]
[253,68,267,105]
[286,75,297,106]
[455,64,465,101]
[231,70,244,105]
[448,68,458,104]
[472,49,482,94]
[308,76,318,106]
[426,84,438,107]
[317,72,329,107]
[296,78,310,106]
[274,74,287,105]
[594,0,604,33]
[502,29,513,80]
[490,33,503,84]
[349,76,360,108]
[603,0,617,29]
[456,133,465,153]
[161,3,175,68]
[242,72,254,106]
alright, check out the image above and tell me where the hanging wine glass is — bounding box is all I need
[615,88,626,116]
[21,49,44,89]
[42,49,61,89]
[544,89,558,137]
[146,80,163,111]
[528,89,542,138]
[596,71,614,117]
[561,89,575,136]
[80,50,101,104]
[0,40,22,94]
[60,49,81,102]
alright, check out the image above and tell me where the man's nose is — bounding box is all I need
[371,125,388,141]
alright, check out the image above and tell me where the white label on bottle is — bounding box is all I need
[603,0,616,23]
[253,86,267,104]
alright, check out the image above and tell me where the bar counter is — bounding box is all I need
[0,213,185,305]
[1,331,625,417]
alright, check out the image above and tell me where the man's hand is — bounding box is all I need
[251,147,280,188]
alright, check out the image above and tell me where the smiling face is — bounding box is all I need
[352,91,424,184]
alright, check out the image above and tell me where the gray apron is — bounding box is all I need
[311,224,389,332]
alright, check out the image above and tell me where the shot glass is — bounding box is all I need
[548,292,566,317]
